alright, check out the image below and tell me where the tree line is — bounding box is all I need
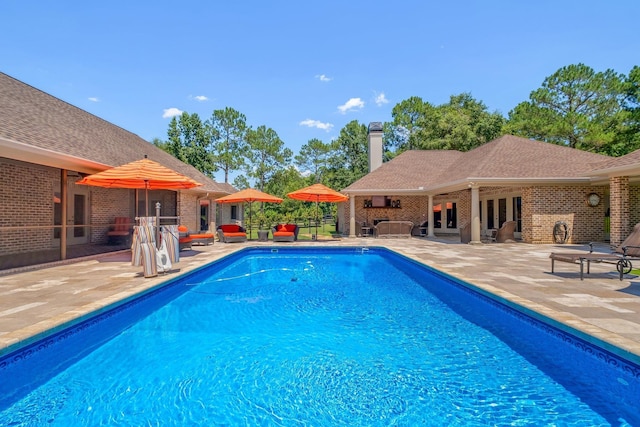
[154,63,639,226]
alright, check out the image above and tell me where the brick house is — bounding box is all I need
[0,72,237,269]
[342,123,640,246]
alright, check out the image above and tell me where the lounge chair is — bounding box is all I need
[549,223,640,280]
[272,224,299,242]
[107,217,132,245]
[178,225,214,247]
[217,224,247,243]
[177,225,193,250]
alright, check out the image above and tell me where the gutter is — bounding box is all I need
[0,136,109,173]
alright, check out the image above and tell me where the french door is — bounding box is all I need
[66,181,90,245]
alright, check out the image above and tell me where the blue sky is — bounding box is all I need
[2,1,638,183]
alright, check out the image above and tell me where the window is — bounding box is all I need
[512,197,522,232]
[53,192,61,239]
[487,200,495,229]
[433,202,457,229]
[446,202,457,228]
[200,200,209,231]
[231,205,238,221]
[498,198,507,228]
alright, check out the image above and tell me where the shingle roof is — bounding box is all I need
[441,135,610,180]
[589,147,640,176]
[0,72,235,195]
[344,150,464,192]
[344,135,611,193]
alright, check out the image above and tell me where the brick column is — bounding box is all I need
[349,196,356,237]
[610,176,629,247]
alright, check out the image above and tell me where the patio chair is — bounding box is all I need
[178,225,214,247]
[494,221,516,243]
[459,222,471,244]
[107,217,132,245]
[177,225,193,250]
[217,224,247,243]
[272,224,299,242]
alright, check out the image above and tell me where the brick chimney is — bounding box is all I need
[368,122,383,172]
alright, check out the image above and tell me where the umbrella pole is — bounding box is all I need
[145,181,149,217]
[248,201,252,240]
[315,199,319,240]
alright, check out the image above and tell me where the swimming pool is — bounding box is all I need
[0,247,638,425]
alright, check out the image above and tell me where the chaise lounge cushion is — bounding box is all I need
[190,232,215,245]
[178,225,193,250]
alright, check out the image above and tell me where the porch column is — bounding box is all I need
[610,176,630,247]
[470,185,482,244]
[349,196,356,237]
[427,195,435,237]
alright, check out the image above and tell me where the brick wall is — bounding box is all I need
[630,184,640,232]
[347,195,426,235]
[0,158,185,256]
[345,191,472,236]
[0,158,58,255]
[90,186,133,243]
[523,185,607,244]
[178,192,200,232]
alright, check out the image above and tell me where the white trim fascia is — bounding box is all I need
[425,177,595,193]
[0,136,110,173]
[588,164,640,177]
[343,188,428,196]
[345,176,600,197]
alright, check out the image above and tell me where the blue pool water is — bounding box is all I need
[0,247,639,426]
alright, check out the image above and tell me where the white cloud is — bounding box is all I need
[190,95,209,102]
[337,97,365,114]
[88,97,99,102]
[299,119,334,131]
[294,165,312,177]
[316,74,332,82]
[162,107,183,118]
[374,92,389,106]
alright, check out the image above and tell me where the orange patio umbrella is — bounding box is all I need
[287,183,348,239]
[77,156,202,216]
[215,188,283,238]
